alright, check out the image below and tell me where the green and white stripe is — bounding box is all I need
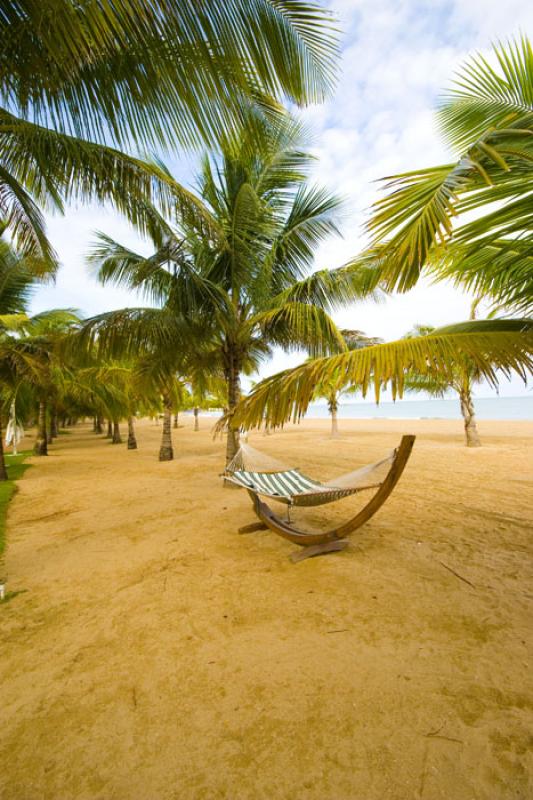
[229,469,320,498]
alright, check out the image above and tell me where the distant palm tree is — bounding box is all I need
[17,310,81,455]
[366,36,533,313]
[0,1,339,259]
[187,374,227,432]
[311,330,382,436]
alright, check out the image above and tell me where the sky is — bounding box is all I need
[32,0,533,401]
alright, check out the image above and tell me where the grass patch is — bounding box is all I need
[0,451,32,559]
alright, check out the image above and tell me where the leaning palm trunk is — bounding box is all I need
[225,353,241,468]
[329,394,339,437]
[112,420,122,444]
[51,411,59,438]
[34,399,48,456]
[193,407,200,431]
[0,416,8,481]
[159,396,173,461]
[459,388,481,447]
[105,420,113,438]
[95,416,103,434]
[127,416,137,450]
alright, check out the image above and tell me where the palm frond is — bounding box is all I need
[367,36,533,294]
[436,238,533,314]
[264,185,343,286]
[233,319,533,429]
[77,307,200,363]
[251,302,346,357]
[0,112,219,240]
[0,162,57,260]
[439,35,533,151]
[274,256,385,312]
[1,1,339,150]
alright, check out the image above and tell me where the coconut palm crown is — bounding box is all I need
[83,117,382,464]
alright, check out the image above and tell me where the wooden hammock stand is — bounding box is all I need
[236,435,415,562]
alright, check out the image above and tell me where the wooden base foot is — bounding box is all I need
[238,522,268,535]
[290,539,349,563]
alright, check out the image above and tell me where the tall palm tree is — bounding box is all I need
[85,117,380,465]
[0,1,339,259]
[365,36,533,313]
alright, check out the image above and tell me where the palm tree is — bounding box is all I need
[402,324,484,447]
[23,310,81,454]
[187,374,227,432]
[0,1,339,259]
[85,117,380,466]
[365,36,533,313]
[311,330,383,436]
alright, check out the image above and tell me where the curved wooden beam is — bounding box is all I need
[248,435,416,547]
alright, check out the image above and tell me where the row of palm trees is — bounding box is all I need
[0,4,530,467]
[0,244,230,477]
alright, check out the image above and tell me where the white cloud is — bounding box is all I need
[32,0,532,399]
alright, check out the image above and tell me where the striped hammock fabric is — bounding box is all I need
[225,468,370,507]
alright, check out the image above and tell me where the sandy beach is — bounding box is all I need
[0,416,532,800]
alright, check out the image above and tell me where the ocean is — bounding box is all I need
[304,396,532,421]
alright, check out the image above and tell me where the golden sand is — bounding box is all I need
[0,416,532,799]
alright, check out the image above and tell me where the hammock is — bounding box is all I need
[223,436,416,562]
[225,442,395,507]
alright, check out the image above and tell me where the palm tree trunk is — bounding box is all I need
[460,388,481,447]
[112,420,122,444]
[34,399,48,456]
[173,413,178,429]
[47,405,55,444]
[51,412,59,438]
[225,348,241,468]
[127,416,137,450]
[329,394,339,437]
[0,415,9,481]
[159,396,173,461]
[105,420,112,438]
[194,407,200,431]
[95,416,103,434]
